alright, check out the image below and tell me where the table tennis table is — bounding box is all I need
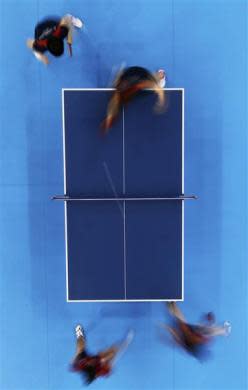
[54,88,193,302]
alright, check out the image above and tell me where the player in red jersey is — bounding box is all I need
[27,14,83,65]
[71,325,134,385]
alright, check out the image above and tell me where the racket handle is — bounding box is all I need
[68,43,72,57]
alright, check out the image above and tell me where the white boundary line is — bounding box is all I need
[123,201,127,299]
[62,87,184,92]
[62,90,69,302]
[62,88,185,302]
[67,299,184,302]
[122,107,126,194]
[182,88,185,301]
[122,106,127,299]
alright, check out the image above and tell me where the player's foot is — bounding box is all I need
[75,324,85,339]
[223,321,231,336]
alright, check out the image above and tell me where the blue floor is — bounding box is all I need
[0,1,247,389]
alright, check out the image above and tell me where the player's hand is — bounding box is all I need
[154,101,165,114]
[26,39,34,49]
[42,56,49,65]
[33,51,49,65]
[100,116,114,135]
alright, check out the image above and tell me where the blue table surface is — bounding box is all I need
[63,90,183,301]
[63,89,183,197]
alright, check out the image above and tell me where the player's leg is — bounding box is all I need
[165,325,183,346]
[71,325,89,372]
[207,322,231,337]
[74,325,86,356]
[167,302,186,322]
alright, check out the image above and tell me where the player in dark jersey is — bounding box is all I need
[27,14,83,65]
[161,302,231,361]
[101,66,166,132]
[71,325,134,385]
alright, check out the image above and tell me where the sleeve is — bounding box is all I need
[32,40,48,53]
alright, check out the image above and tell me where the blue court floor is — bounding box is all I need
[0,1,247,389]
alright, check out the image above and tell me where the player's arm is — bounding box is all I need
[102,93,121,132]
[126,80,165,109]
[138,79,165,110]
[113,69,125,87]
[205,325,229,337]
[165,325,183,346]
[107,93,121,116]
[153,84,165,110]
[59,16,73,56]
[167,302,186,322]
[34,51,49,65]
[26,39,49,65]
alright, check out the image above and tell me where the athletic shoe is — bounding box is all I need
[223,321,231,336]
[75,324,85,339]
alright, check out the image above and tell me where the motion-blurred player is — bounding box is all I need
[27,14,83,65]
[71,325,134,385]
[160,302,231,361]
[102,66,166,132]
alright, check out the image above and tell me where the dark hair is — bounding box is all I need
[206,312,215,324]
[47,37,64,56]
